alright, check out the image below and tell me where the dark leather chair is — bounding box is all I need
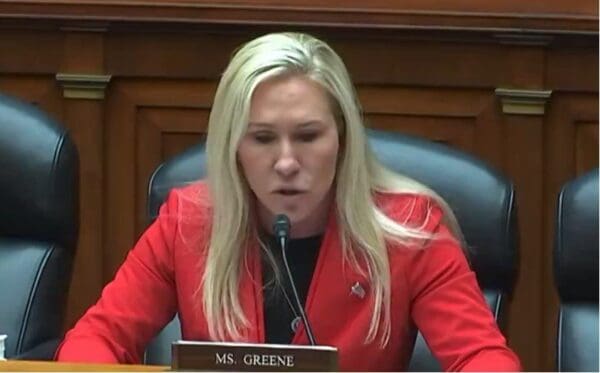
[0,93,79,359]
[143,130,519,370]
[554,169,599,372]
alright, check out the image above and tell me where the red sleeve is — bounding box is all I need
[56,190,182,364]
[407,200,521,371]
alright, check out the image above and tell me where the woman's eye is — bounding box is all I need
[253,133,275,144]
[297,132,319,142]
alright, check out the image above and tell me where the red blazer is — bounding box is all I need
[57,182,520,371]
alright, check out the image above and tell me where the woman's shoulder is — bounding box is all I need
[148,180,213,259]
[169,179,210,198]
[158,180,213,231]
[379,192,466,269]
[375,191,443,231]
[163,180,211,209]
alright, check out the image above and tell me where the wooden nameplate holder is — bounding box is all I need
[171,340,338,371]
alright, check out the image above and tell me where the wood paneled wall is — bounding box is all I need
[0,1,597,370]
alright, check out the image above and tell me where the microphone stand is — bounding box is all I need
[273,215,318,346]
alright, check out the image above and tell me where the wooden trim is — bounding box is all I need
[56,73,111,99]
[0,1,596,33]
[495,88,552,115]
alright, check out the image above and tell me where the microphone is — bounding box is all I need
[272,214,317,345]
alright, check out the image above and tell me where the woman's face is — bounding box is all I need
[237,74,340,238]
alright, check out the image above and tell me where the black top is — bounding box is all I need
[261,234,323,344]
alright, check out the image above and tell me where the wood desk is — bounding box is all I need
[0,360,168,371]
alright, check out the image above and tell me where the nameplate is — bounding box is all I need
[172,340,338,371]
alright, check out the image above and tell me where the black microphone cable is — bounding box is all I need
[273,214,318,345]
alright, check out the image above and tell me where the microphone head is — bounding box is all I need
[272,214,291,239]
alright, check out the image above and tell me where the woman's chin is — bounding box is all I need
[287,212,328,238]
[258,197,331,237]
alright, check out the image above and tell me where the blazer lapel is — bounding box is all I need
[291,213,370,345]
[238,242,265,343]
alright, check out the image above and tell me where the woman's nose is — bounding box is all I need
[274,140,300,176]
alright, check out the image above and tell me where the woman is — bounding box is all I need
[57,32,521,371]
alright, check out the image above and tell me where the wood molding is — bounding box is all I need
[495,88,552,115]
[0,1,596,34]
[55,73,111,100]
[492,33,554,46]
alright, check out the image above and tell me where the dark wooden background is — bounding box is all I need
[0,1,597,370]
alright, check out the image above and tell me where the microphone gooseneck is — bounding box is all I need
[273,214,290,247]
[272,214,317,345]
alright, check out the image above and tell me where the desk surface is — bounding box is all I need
[0,360,168,371]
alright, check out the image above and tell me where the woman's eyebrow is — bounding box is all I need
[296,120,324,128]
[247,120,324,130]
[247,122,275,130]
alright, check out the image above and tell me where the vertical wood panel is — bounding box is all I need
[135,107,210,234]
[105,80,216,280]
[62,100,106,328]
[542,92,599,371]
[359,86,495,156]
[104,82,143,281]
[58,31,108,327]
[504,114,545,371]
[575,123,599,175]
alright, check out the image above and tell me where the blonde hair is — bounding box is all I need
[203,32,463,346]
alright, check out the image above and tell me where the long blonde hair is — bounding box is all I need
[203,32,463,346]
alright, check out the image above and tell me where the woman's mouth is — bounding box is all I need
[275,189,304,196]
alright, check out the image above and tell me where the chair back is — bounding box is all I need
[0,93,79,358]
[144,130,518,370]
[554,169,599,372]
